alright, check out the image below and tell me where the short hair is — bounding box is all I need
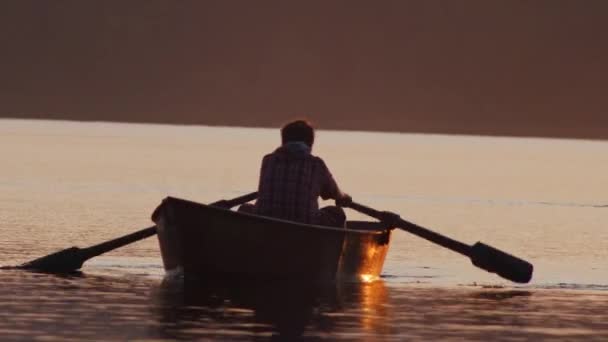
[281,120,315,147]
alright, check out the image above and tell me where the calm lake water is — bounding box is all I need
[1,119,607,340]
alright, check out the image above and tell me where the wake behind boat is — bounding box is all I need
[152,197,393,282]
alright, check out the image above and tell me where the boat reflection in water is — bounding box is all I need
[152,275,391,340]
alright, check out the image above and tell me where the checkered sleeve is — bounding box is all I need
[319,158,340,200]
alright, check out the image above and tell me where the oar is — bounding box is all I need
[17,192,258,273]
[347,201,533,283]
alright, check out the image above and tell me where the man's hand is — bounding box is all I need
[335,193,353,207]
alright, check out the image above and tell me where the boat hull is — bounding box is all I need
[153,197,392,282]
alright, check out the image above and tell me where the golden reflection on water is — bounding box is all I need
[358,280,390,335]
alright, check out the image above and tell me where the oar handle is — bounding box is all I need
[348,201,472,257]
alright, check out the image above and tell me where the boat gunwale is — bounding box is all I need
[158,196,393,236]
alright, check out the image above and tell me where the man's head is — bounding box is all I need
[281,120,315,147]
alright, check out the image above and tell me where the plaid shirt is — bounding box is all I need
[255,143,340,224]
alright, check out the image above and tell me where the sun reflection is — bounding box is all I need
[358,279,390,334]
[359,274,377,283]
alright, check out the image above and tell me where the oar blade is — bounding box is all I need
[470,242,533,283]
[19,247,85,273]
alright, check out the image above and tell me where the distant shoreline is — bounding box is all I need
[3,115,607,141]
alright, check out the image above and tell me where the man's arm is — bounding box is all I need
[319,160,351,205]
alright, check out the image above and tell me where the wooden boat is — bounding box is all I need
[152,197,393,282]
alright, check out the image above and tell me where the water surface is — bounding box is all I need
[1,119,607,340]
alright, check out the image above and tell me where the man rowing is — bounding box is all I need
[240,120,352,227]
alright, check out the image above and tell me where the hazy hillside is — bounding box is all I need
[1,1,607,139]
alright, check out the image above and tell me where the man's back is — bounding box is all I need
[255,142,339,224]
